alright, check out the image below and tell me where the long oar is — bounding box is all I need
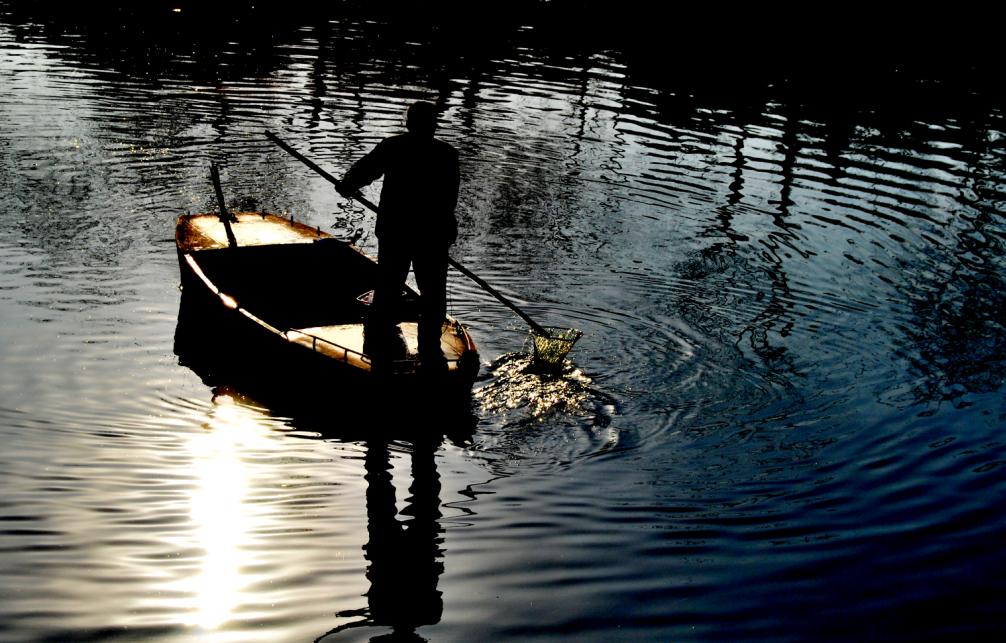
[264,131,581,366]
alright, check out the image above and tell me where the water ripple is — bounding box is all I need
[1,8,1005,641]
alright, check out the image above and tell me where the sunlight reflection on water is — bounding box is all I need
[184,396,260,630]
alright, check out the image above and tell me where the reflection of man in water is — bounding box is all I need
[339,100,460,371]
[363,438,444,635]
[324,409,477,642]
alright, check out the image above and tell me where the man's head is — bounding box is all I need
[406,101,437,137]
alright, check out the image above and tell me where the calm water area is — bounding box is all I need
[1,4,1004,641]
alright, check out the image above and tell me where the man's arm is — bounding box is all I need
[339,140,388,196]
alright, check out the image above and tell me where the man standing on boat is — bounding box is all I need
[338,100,460,372]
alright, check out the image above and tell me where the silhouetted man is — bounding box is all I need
[339,101,459,371]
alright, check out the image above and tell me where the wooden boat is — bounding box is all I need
[175,211,479,392]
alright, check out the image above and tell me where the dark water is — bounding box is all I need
[1,4,1004,641]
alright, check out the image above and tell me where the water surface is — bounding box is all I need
[0,5,1004,641]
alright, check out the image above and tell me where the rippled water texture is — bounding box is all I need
[1,5,1004,641]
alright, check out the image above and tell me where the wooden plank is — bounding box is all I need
[179,212,324,251]
[291,322,468,361]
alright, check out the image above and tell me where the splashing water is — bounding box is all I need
[474,351,607,419]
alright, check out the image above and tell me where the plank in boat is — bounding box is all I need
[177,212,328,251]
[287,321,475,374]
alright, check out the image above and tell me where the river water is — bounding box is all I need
[1,5,1004,641]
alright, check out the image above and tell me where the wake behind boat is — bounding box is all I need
[174,211,480,392]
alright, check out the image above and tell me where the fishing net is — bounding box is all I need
[529,326,583,372]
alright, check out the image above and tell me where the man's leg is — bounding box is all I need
[371,239,411,326]
[413,249,449,370]
[365,239,411,360]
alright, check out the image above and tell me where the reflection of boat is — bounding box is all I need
[175,211,480,394]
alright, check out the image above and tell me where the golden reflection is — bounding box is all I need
[183,393,272,631]
[475,352,595,416]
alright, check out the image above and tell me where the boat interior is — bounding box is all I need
[191,239,421,331]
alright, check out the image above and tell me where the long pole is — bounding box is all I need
[441,257,549,336]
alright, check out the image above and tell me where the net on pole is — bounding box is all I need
[530,326,583,372]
